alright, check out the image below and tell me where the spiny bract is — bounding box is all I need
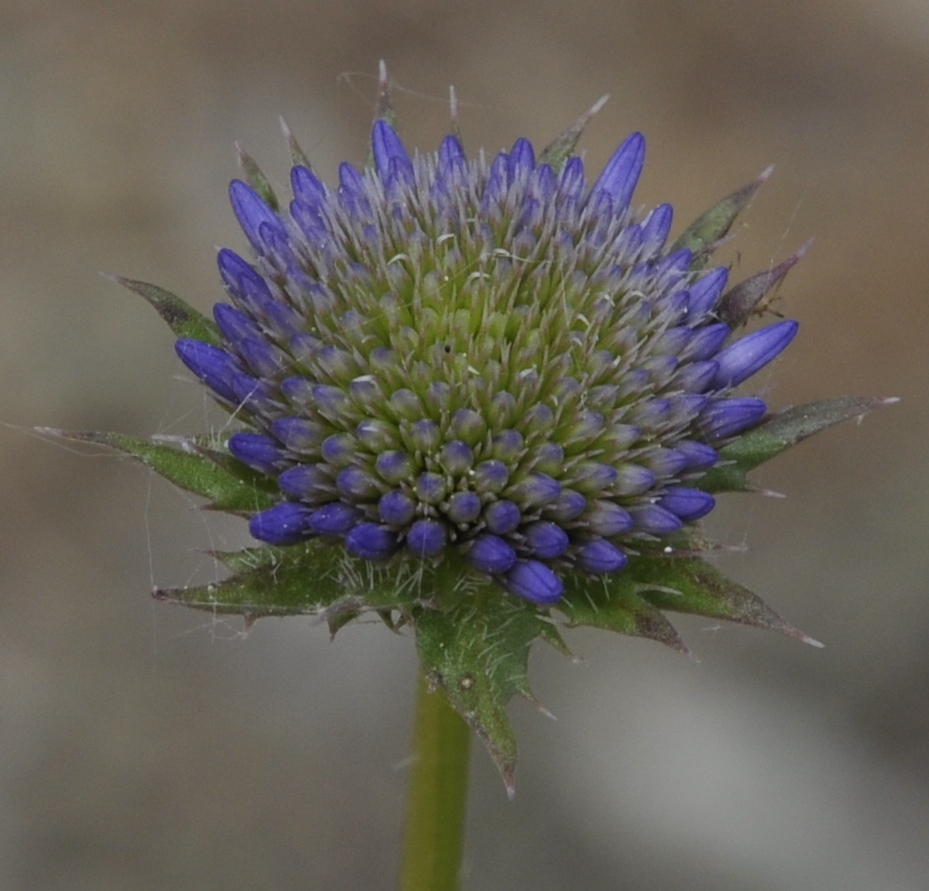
[175,109,797,606]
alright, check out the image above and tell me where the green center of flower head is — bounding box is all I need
[174,115,798,604]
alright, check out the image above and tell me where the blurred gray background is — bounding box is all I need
[1,1,927,889]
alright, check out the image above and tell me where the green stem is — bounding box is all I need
[399,671,472,891]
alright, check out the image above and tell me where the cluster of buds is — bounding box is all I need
[174,103,798,605]
[62,68,887,782]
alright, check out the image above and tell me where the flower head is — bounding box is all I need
[175,111,797,605]
[66,69,892,787]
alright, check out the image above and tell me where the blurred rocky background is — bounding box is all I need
[1,1,927,889]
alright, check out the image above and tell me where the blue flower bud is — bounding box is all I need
[337,163,373,220]
[698,397,767,440]
[446,491,482,525]
[588,131,645,216]
[503,559,564,604]
[658,487,716,521]
[630,397,672,429]
[575,539,628,573]
[378,490,417,526]
[409,419,441,454]
[238,336,286,378]
[640,202,673,254]
[531,442,565,476]
[374,450,416,485]
[249,502,314,545]
[213,303,261,343]
[315,345,358,381]
[522,521,569,559]
[467,534,518,574]
[406,518,447,557]
[584,500,634,536]
[522,403,555,437]
[552,376,582,403]
[228,432,282,474]
[614,463,656,496]
[320,432,358,467]
[279,375,314,409]
[389,388,424,420]
[337,466,383,500]
[601,424,640,452]
[372,120,413,180]
[415,472,448,505]
[472,460,509,494]
[175,339,240,403]
[653,326,693,357]
[308,502,361,536]
[229,179,288,254]
[712,320,799,389]
[425,381,452,415]
[683,323,730,362]
[290,164,327,210]
[290,198,328,247]
[313,384,353,420]
[349,376,384,412]
[507,472,561,509]
[508,137,535,175]
[668,394,710,426]
[488,391,517,427]
[438,441,474,476]
[628,503,683,535]
[563,410,605,444]
[217,248,272,314]
[278,464,333,501]
[544,489,587,523]
[272,417,326,454]
[673,359,719,392]
[687,267,728,317]
[557,155,585,201]
[675,440,719,471]
[230,372,276,414]
[450,408,487,445]
[484,500,522,535]
[640,448,690,478]
[355,418,398,451]
[569,460,616,493]
[490,430,524,463]
[345,523,399,560]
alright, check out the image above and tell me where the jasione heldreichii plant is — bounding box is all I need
[51,66,889,825]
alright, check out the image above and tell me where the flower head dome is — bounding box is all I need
[73,72,890,784]
[174,110,798,606]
